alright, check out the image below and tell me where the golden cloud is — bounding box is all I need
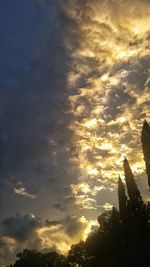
[63,0,150,210]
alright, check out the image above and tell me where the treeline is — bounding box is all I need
[8,121,150,267]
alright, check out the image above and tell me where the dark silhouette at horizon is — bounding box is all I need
[8,121,150,267]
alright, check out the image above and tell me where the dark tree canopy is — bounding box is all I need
[8,249,70,267]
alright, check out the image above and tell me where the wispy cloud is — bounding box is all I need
[14,183,36,199]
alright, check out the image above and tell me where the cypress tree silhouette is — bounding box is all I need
[109,207,122,249]
[123,158,147,238]
[123,158,142,205]
[118,176,127,220]
[118,176,132,245]
[141,120,150,189]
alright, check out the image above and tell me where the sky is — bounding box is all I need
[0,0,150,266]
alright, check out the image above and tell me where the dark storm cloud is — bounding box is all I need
[2,214,41,241]
[0,0,77,221]
[1,213,66,243]
[0,0,66,175]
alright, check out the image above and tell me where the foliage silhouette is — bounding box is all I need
[141,120,150,188]
[8,121,150,267]
[8,249,70,267]
[118,176,127,221]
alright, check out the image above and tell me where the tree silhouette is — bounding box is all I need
[7,249,70,267]
[68,241,87,267]
[123,158,142,205]
[123,158,148,239]
[118,176,127,221]
[118,176,130,245]
[141,120,150,189]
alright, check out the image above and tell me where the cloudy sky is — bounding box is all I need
[0,0,150,266]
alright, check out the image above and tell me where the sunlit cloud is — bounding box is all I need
[36,216,98,254]
[14,187,36,199]
[14,183,36,199]
[102,202,113,211]
[1,213,99,258]
[62,0,150,210]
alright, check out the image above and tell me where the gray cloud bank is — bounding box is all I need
[0,0,76,220]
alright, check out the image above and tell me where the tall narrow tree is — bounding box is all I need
[118,176,133,244]
[118,176,127,220]
[123,158,147,238]
[141,120,150,189]
[123,158,142,205]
